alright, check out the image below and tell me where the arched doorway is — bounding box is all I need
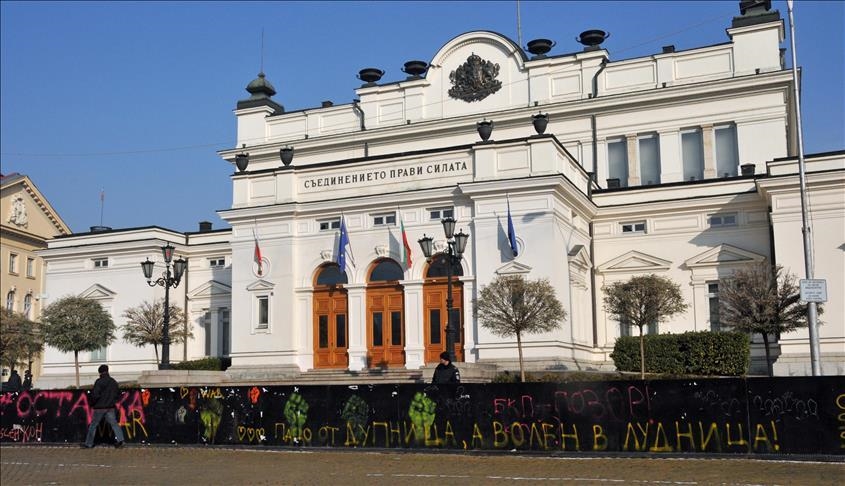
[423,253,464,363]
[366,259,405,368]
[312,264,349,369]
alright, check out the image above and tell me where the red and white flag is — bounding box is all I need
[253,228,263,276]
[400,213,412,268]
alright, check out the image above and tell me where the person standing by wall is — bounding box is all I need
[81,364,125,448]
[22,369,32,390]
[431,352,461,384]
[4,369,22,392]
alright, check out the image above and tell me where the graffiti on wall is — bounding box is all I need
[1,377,842,455]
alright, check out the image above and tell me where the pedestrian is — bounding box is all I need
[81,364,125,448]
[22,369,32,391]
[5,369,22,392]
[431,351,461,384]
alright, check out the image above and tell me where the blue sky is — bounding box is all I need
[2,1,843,234]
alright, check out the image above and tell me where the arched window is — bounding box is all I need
[315,264,348,286]
[23,294,32,319]
[424,253,463,278]
[369,260,403,282]
[5,290,14,313]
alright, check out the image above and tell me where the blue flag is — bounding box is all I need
[337,217,350,273]
[507,199,519,257]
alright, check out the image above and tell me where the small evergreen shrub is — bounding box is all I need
[170,357,227,371]
[611,331,749,376]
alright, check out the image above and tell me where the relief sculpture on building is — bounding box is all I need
[448,53,502,102]
[7,194,28,228]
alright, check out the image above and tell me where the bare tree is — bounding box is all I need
[603,274,688,379]
[476,275,566,382]
[0,311,43,372]
[718,263,817,376]
[41,296,115,387]
[121,299,191,365]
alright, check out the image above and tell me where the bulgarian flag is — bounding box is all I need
[400,214,413,268]
[253,228,264,276]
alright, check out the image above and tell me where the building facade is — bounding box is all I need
[1,173,71,383]
[37,3,844,387]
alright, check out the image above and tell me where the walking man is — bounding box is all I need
[82,364,125,448]
[431,351,461,384]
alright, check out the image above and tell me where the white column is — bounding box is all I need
[626,134,640,187]
[460,279,477,363]
[702,124,717,179]
[403,280,425,369]
[345,283,368,371]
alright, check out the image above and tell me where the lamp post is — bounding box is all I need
[418,217,469,362]
[140,244,187,370]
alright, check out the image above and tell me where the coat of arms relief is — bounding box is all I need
[448,53,502,102]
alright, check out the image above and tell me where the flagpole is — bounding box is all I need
[786,0,821,375]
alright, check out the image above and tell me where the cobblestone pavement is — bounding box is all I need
[1,444,843,485]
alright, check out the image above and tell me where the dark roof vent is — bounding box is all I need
[321,100,334,108]
[662,45,676,54]
[733,0,779,28]
[526,39,555,59]
[578,30,609,51]
[198,221,213,233]
[89,225,112,233]
[606,178,621,189]
[402,60,428,79]
[357,68,384,87]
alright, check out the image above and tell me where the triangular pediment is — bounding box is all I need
[188,280,232,299]
[1,174,71,237]
[568,245,592,271]
[246,279,275,292]
[495,260,532,276]
[79,284,116,301]
[597,250,672,274]
[684,244,766,268]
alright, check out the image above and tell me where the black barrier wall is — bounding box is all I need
[2,377,843,455]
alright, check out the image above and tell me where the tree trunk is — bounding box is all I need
[639,325,645,380]
[154,344,160,365]
[762,333,773,377]
[73,350,80,388]
[516,331,525,383]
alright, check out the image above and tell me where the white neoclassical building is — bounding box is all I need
[38,2,844,387]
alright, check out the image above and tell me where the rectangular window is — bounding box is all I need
[208,257,225,268]
[708,213,737,227]
[318,315,329,348]
[336,314,346,347]
[429,207,454,220]
[26,258,35,278]
[93,258,109,268]
[319,219,341,231]
[620,319,631,337]
[372,312,383,346]
[90,346,107,362]
[607,138,628,187]
[429,309,441,344]
[203,310,212,356]
[9,253,18,274]
[681,129,704,181]
[715,124,739,177]
[391,311,403,346]
[638,134,661,185]
[219,308,230,356]
[708,282,721,332]
[372,212,396,226]
[621,221,646,233]
[257,296,269,329]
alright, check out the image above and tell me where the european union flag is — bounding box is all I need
[338,217,350,273]
[507,199,518,257]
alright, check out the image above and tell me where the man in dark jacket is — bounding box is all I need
[82,364,125,448]
[4,369,22,392]
[431,352,461,384]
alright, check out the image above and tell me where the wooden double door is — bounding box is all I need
[313,288,349,369]
[423,281,464,363]
[366,285,405,368]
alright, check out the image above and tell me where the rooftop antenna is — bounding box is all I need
[99,189,105,226]
[516,0,523,52]
[260,28,265,73]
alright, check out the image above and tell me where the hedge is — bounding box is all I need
[610,331,749,376]
[170,357,230,371]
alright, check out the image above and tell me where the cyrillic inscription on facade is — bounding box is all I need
[302,160,468,191]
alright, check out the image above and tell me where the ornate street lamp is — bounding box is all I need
[140,243,187,370]
[418,217,470,362]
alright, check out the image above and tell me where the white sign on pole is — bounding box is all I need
[799,279,827,303]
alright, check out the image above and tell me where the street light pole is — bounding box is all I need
[418,217,469,362]
[140,244,187,370]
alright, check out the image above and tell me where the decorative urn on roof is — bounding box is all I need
[577,30,609,50]
[358,68,385,86]
[526,38,555,59]
[402,60,428,79]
